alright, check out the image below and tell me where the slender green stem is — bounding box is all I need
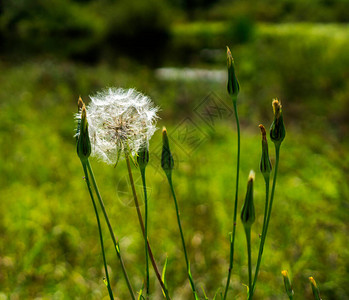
[124,155,171,300]
[223,99,240,300]
[82,162,114,300]
[249,176,270,299]
[166,173,198,300]
[244,227,252,295]
[86,160,136,300]
[140,168,150,299]
[250,145,280,299]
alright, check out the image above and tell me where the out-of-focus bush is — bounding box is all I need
[0,0,103,60]
[0,0,173,64]
[209,0,349,23]
[102,0,172,66]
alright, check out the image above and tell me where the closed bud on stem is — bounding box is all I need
[270,99,286,146]
[281,270,294,298]
[259,124,272,179]
[137,143,149,171]
[309,277,322,300]
[226,46,240,99]
[77,104,91,161]
[161,127,174,176]
[241,171,255,229]
[77,96,84,110]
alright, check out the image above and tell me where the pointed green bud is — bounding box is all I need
[270,99,286,146]
[259,124,272,179]
[161,127,174,176]
[281,270,294,298]
[77,96,84,110]
[76,96,84,141]
[137,143,149,171]
[77,104,91,161]
[240,171,255,229]
[309,277,322,300]
[226,46,240,99]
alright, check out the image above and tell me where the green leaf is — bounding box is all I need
[161,257,168,297]
[201,286,209,300]
[137,282,145,300]
[212,288,221,300]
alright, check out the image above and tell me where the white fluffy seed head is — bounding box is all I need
[76,88,159,165]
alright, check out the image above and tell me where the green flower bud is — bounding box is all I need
[281,270,294,298]
[161,127,174,176]
[76,96,84,141]
[77,104,91,161]
[226,46,240,99]
[259,124,272,179]
[270,99,286,146]
[77,96,84,110]
[137,143,149,171]
[240,171,255,229]
[309,277,322,300]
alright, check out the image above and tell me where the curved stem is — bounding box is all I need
[140,168,150,299]
[125,155,171,300]
[166,173,198,300]
[250,145,280,299]
[223,99,241,300]
[82,162,114,300]
[86,160,136,300]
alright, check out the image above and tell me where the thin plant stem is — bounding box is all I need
[140,168,150,299]
[165,173,198,300]
[249,176,270,299]
[82,162,114,300]
[244,227,252,295]
[86,160,136,300]
[223,99,241,300]
[125,155,171,300]
[250,145,280,299]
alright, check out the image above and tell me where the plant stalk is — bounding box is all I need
[165,173,198,300]
[86,160,136,300]
[223,99,241,300]
[125,155,171,300]
[244,227,252,296]
[250,145,280,299]
[82,162,114,300]
[249,176,270,299]
[140,168,150,299]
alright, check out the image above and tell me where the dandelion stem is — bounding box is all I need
[250,145,280,299]
[165,173,198,300]
[249,176,269,299]
[81,162,114,300]
[125,155,171,300]
[223,99,240,300]
[86,160,136,300]
[140,168,150,299]
[244,227,252,296]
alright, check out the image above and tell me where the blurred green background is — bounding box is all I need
[0,0,349,299]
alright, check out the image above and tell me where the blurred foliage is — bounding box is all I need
[1,0,349,63]
[209,0,349,22]
[0,0,172,64]
[0,43,348,298]
[0,0,348,298]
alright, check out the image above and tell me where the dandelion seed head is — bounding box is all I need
[76,88,158,165]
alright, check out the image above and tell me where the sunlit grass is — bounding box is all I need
[0,58,348,298]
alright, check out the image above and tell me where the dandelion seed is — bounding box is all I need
[76,88,159,165]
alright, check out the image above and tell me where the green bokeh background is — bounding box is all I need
[0,1,348,299]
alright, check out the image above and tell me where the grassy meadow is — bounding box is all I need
[0,21,349,300]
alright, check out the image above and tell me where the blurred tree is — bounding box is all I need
[0,0,102,60]
[103,0,172,66]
